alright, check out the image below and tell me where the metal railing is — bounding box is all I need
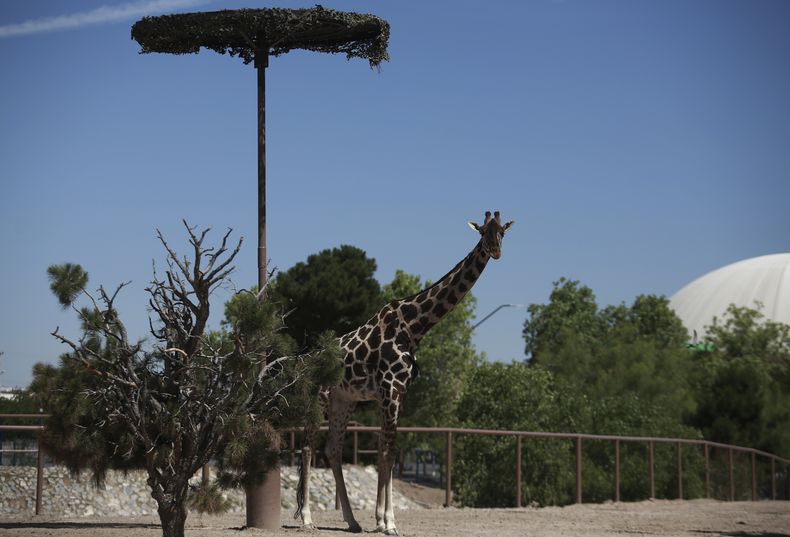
[0,414,49,515]
[2,415,790,515]
[286,425,790,507]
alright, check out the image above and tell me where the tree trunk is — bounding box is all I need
[157,497,189,537]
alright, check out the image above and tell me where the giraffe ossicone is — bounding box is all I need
[295,211,514,534]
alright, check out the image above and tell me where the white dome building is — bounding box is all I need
[670,253,790,339]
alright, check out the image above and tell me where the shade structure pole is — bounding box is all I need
[257,50,268,293]
[245,48,281,531]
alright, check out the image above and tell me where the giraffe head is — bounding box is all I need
[468,211,514,259]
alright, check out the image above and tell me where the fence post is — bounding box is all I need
[751,452,757,501]
[704,444,710,498]
[202,463,210,486]
[445,431,453,507]
[677,442,683,500]
[771,457,776,500]
[515,435,522,507]
[614,439,620,503]
[649,441,655,499]
[35,444,44,515]
[290,431,295,467]
[575,436,582,504]
[353,431,358,466]
[728,448,734,501]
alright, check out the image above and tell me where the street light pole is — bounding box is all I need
[472,303,527,329]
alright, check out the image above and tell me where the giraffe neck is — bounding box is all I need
[395,240,490,343]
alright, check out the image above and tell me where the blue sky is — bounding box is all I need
[1,0,789,388]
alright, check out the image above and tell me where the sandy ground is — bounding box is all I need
[1,500,789,537]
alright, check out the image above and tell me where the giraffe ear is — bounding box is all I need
[503,220,515,232]
[468,221,482,233]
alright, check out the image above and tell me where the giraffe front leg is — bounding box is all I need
[295,435,316,529]
[375,418,399,535]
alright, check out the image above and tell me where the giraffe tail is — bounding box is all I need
[294,454,306,520]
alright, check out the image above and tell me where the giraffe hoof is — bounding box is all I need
[303,523,317,530]
[347,521,362,533]
[383,529,399,536]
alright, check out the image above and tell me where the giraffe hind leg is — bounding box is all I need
[326,396,362,533]
[295,427,317,529]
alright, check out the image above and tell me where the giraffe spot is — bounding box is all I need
[429,286,439,297]
[358,325,372,339]
[458,283,468,293]
[366,349,380,370]
[391,361,404,373]
[353,363,366,378]
[383,311,395,324]
[401,303,418,321]
[367,326,381,349]
[340,334,352,347]
[464,271,476,283]
[434,303,448,317]
[447,292,458,304]
[344,353,354,365]
[344,366,353,380]
[420,299,434,313]
[436,288,448,300]
[451,272,461,286]
[384,322,397,340]
[475,260,486,272]
[355,344,367,361]
[396,331,411,347]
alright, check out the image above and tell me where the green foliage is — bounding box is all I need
[132,6,390,68]
[272,245,382,348]
[29,359,144,484]
[689,304,790,458]
[46,263,88,308]
[188,482,235,514]
[523,277,602,360]
[454,363,577,506]
[216,291,344,488]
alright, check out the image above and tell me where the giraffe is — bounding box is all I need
[295,211,514,535]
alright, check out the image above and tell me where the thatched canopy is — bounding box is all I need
[131,6,390,67]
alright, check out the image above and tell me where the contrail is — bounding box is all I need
[0,0,212,38]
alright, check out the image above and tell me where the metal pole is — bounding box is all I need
[256,50,268,292]
[751,452,757,501]
[35,444,44,515]
[615,439,620,503]
[515,435,522,507]
[445,431,452,507]
[575,436,582,504]
[649,441,655,499]
[677,442,683,500]
[246,48,280,531]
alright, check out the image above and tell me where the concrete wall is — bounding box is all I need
[0,464,416,517]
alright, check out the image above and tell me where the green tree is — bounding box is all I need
[272,245,382,348]
[31,226,342,537]
[521,279,703,502]
[690,304,790,459]
[453,362,578,506]
[523,277,602,362]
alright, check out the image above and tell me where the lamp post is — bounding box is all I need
[472,303,527,329]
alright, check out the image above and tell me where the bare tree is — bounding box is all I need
[47,222,330,537]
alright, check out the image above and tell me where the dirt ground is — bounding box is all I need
[2,500,789,537]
